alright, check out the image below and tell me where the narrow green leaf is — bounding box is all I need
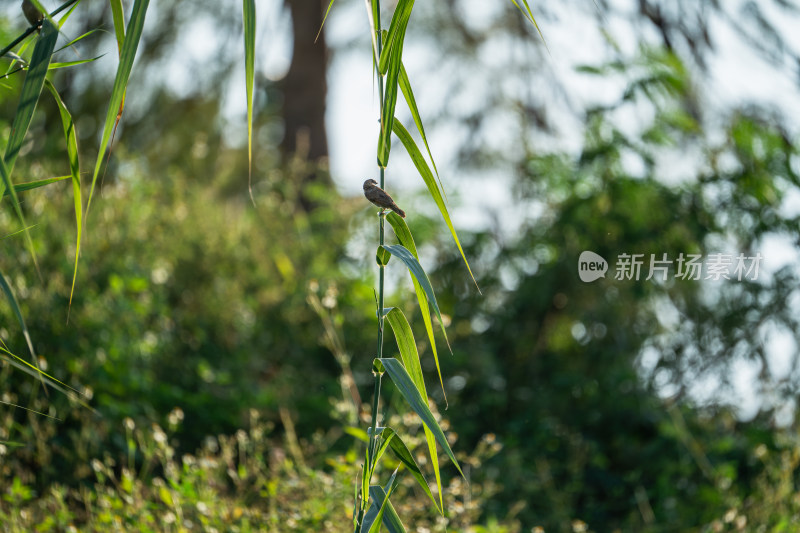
[48,56,103,70]
[86,0,150,216]
[0,157,39,276]
[58,28,103,51]
[392,119,480,292]
[243,0,256,203]
[508,0,548,50]
[380,427,440,512]
[2,175,69,196]
[384,308,424,394]
[386,212,447,406]
[379,244,449,350]
[377,0,414,167]
[365,473,404,533]
[383,306,444,512]
[3,19,57,175]
[379,358,463,477]
[57,0,82,29]
[109,0,126,50]
[315,0,337,42]
[44,80,82,311]
[398,64,445,200]
[0,344,91,409]
[377,0,414,75]
[0,268,36,361]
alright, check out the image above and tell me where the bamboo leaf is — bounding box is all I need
[3,19,57,175]
[44,80,82,311]
[2,175,70,196]
[378,358,463,477]
[383,305,444,511]
[0,343,89,406]
[0,158,39,277]
[58,28,103,51]
[379,244,450,350]
[377,0,414,167]
[48,56,103,70]
[109,0,126,50]
[57,0,82,29]
[243,0,256,203]
[384,308,425,394]
[364,473,404,533]
[377,425,440,512]
[0,268,36,361]
[386,212,447,406]
[315,0,337,43]
[508,0,548,50]
[85,0,149,216]
[377,0,414,75]
[398,64,445,200]
[392,119,480,292]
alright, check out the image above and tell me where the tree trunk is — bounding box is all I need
[281,0,330,210]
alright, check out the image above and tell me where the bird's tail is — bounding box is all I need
[391,205,406,218]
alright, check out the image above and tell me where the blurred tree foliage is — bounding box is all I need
[426,47,800,529]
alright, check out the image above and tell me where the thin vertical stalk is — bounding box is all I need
[356,3,385,531]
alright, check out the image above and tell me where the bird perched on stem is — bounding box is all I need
[22,0,44,28]
[363,179,405,218]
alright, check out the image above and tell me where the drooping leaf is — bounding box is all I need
[44,80,82,311]
[392,119,479,291]
[383,306,444,511]
[0,268,36,362]
[86,0,150,216]
[397,63,445,200]
[364,471,404,533]
[243,0,256,203]
[508,0,548,49]
[378,244,450,350]
[378,358,463,477]
[3,19,57,176]
[374,425,440,512]
[386,212,447,405]
[315,0,337,42]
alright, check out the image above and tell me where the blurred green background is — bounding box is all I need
[2,1,800,531]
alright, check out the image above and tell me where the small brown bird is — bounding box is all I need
[22,0,43,28]
[363,179,405,218]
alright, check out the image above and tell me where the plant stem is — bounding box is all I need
[356,4,385,531]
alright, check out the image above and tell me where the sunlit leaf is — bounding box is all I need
[378,244,449,350]
[383,306,444,511]
[398,63,445,199]
[378,358,463,477]
[44,80,82,312]
[392,119,479,291]
[377,0,414,167]
[86,0,149,216]
[243,0,256,203]
[386,212,446,405]
[2,175,69,196]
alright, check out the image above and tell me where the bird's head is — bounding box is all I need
[363,179,378,191]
